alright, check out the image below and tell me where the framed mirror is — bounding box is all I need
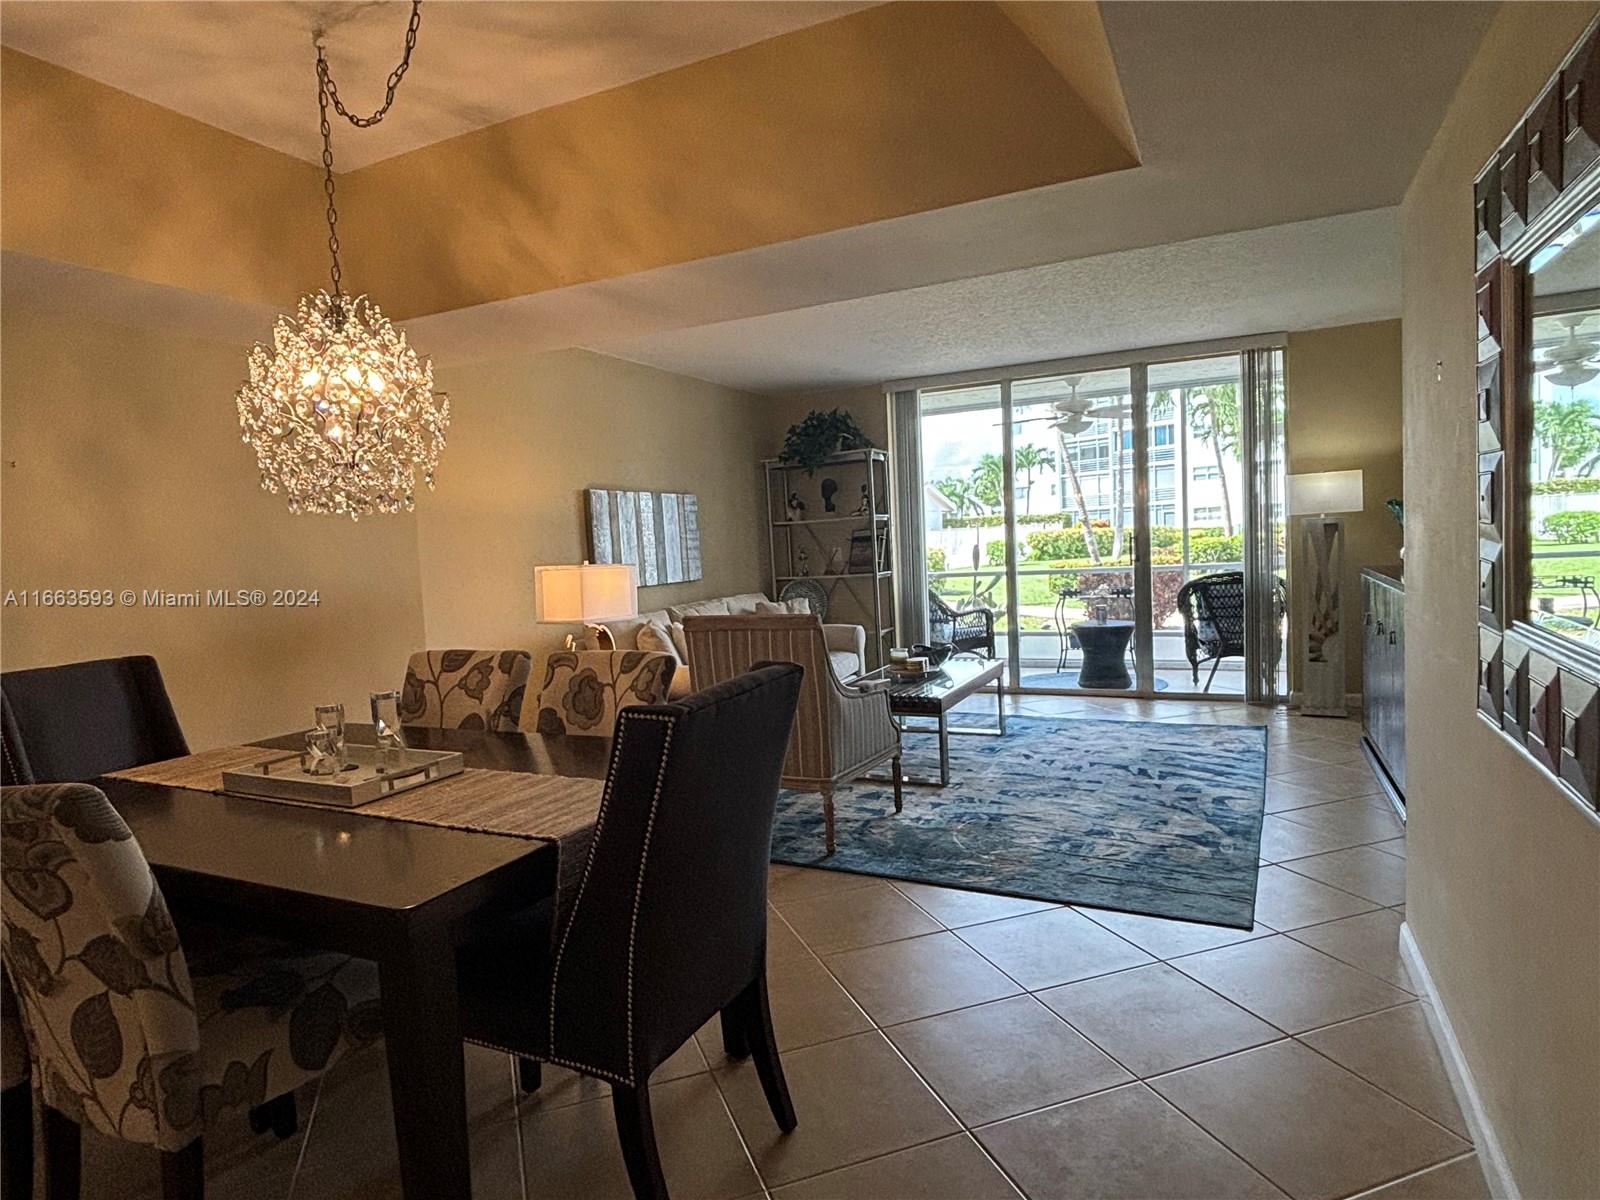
[1474,15,1600,811]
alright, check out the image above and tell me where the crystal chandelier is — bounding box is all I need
[235,1,448,519]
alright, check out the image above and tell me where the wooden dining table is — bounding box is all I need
[95,723,612,1200]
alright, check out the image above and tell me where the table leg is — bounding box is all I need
[938,714,951,786]
[996,685,1006,735]
[380,937,472,1200]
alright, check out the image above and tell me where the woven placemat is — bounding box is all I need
[108,748,604,924]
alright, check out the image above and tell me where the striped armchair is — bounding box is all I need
[682,614,901,854]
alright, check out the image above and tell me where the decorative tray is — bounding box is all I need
[221,744,464,808]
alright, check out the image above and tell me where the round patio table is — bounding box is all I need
[1071,620,1135,689]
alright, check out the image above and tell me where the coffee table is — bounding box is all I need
[858,656,1006,786]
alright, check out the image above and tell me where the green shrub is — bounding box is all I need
[1533,478,1600,495]
[1542,511,1600,543]
[926,548,946,573]
[1189,533,1244,563]
[985,539,1008,566]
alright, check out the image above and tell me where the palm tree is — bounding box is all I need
[1053,428,1103,566]
[1188,383,1241,536]
[1012,444,1055,514]
[933,476,978,516]
[1533,397,1600,478]
[970,452,1006,512]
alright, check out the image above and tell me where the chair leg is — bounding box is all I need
[2,1081,33,1200]
[737,974,797,1134]
[611,1083,668,1200]
[719,1007,750,1060]
[159,1137,204,1200]
[517,1057,543,1094]
[41,1105,80,1200]
[822,787,836,856]
[248,1091,297,1139]
[891,756,903,814]
[1204,658,1222,693]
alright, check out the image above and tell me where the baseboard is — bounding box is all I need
[1398,922,1518,1200]
[1288,689,1363,712]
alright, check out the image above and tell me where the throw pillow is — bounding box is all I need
[668,621,690,661]
[782,597,812,615]
[636,619,681,664]
[754,600,785,614]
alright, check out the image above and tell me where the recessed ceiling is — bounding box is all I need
[583,208,1403,393]
[0,1,877,169]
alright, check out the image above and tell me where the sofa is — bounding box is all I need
[594,591,867,699]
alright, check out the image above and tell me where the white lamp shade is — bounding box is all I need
[1287,470,1364,516]
[534,563,638,623]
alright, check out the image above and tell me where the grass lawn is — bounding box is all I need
[1530,540,1600,594]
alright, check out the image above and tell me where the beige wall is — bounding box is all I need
[1285,320,1406,695]
[416,349,769,714]
[0,303,426,748]
[1399,5,1600,1200]
[0,314,771,745]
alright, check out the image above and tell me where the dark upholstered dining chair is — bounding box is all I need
[1,783,380,1200]
[455,664,805,1200]
[1,655,189,786]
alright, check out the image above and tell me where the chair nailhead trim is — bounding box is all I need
[546,710,675,1089]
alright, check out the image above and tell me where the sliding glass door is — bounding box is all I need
[907,339,1286,702]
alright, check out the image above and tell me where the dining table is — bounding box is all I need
[94,723,612,1200]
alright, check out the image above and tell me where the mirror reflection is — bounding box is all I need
[1526,203,1600,646]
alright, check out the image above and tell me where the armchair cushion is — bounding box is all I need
[822,623,867,678]
[533,650,676,736]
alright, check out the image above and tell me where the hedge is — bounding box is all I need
[926,548,946,573]
[1532,478,1600,495]
[1542,511,1600,543]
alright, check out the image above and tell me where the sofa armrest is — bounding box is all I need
[822,623,867,665]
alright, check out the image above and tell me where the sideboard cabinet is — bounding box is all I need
[1361,567,1406,804]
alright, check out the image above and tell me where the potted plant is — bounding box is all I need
[778,408,872,474]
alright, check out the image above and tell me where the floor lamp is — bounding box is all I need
[1288,470,1364,717]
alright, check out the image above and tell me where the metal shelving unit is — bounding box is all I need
[764,449,894,669]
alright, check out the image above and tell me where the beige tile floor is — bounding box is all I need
[79,696,1486,1200]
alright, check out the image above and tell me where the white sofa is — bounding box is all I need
[598,591,867,699]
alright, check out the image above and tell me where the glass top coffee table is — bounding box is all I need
[857,656,1006,785]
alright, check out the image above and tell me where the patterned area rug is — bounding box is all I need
[771,716,1268,928]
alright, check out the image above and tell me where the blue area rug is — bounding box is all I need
[771,716,1268,928]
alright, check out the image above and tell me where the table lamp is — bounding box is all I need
[1287,470,1364,717]
[534,562,638,650]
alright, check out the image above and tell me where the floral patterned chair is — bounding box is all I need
[533,650,677,737]
[398,649,532,733]
[0,783,381,1199]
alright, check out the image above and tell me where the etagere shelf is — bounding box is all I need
[763,449,894,669]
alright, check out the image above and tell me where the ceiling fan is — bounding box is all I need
[1002,376,1134,435]
[1541,313,1600,389]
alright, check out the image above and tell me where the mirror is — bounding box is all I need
[1524,202,1600,647]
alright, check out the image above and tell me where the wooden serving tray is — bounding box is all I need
[222,743,464,808]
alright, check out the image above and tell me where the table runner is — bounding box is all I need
[108,747,605,923]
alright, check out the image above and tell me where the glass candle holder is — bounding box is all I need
[303,726,339,776]
[370,690,405,770]
[314,703,346,766]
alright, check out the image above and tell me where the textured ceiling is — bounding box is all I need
[585,209,1402,393]
[0,1,875,168]
[1,1,1492,391]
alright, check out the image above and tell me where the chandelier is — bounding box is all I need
[235,1,448,519]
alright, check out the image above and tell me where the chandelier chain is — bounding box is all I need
[312,0,424,301]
